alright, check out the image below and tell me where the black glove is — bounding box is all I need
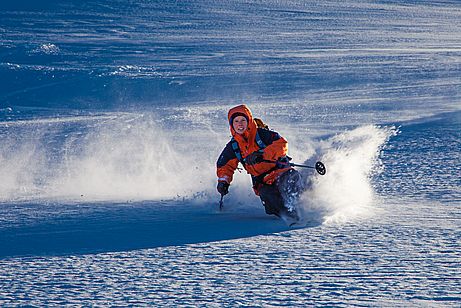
[275,156,292,168]
[217,181,230,196]
[244,150,264,165]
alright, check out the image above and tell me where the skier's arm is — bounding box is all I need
[216,142,239,184]
[263,137,288,161]
[257,129,288,161]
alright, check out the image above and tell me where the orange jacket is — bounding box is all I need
[216,105,291,193]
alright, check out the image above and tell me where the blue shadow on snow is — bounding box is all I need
[0,201,298,258]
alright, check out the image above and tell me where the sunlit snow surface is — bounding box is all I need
[0,0,460,306]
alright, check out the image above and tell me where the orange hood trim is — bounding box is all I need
[227,104,257,142]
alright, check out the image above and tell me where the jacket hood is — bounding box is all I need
[227,104,257,139]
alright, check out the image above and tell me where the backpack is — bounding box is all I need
[254,117,269,130]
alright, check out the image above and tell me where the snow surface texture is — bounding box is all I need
[0,0,460,306]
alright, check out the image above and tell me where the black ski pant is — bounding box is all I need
[258,169,303,217]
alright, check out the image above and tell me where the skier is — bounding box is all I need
[216,104,303,219]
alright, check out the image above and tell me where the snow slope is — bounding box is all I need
[0,0,460,306]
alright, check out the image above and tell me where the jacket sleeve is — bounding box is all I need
[216,141,239,184]
[258,129,288,161]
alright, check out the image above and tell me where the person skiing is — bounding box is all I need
[216,104,303,219]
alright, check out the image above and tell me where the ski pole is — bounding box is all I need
[219,194,224,211]
[295,161,326,175]
[262,159,326,175]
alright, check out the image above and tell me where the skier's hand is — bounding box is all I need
[276,156,291,168]
[217,181,230,196]
[245,150,264,165]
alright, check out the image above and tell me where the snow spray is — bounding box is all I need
[0,113,216,202]
[297,125,397,224]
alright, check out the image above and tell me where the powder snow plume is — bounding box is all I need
[0,113,217,202]
[297,125,397,224]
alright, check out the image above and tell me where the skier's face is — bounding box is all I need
[232,115,248,135]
